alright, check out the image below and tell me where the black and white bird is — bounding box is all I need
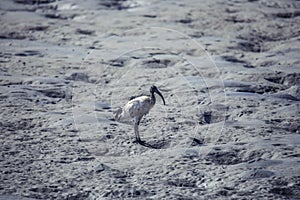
[114,85,166,143]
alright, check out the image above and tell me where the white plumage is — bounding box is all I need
[114,85,166,143]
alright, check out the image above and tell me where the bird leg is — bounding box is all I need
[134,123,141,143]
[133,117,142,143]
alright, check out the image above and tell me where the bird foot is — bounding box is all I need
[133,139,144,144]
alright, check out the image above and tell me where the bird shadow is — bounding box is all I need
[137,140,169,149]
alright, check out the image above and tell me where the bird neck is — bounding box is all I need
[150,92,156,105]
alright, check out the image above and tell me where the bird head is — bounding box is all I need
[150,85,166,105]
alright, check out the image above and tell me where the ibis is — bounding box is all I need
[114,85,166,144]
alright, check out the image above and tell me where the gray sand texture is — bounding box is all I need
[0,0,300,199]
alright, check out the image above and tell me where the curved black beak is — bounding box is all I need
[155,89,166,105]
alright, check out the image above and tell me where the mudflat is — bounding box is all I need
[0,0,299,199]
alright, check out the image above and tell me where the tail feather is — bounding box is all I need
[113,107,123,122]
